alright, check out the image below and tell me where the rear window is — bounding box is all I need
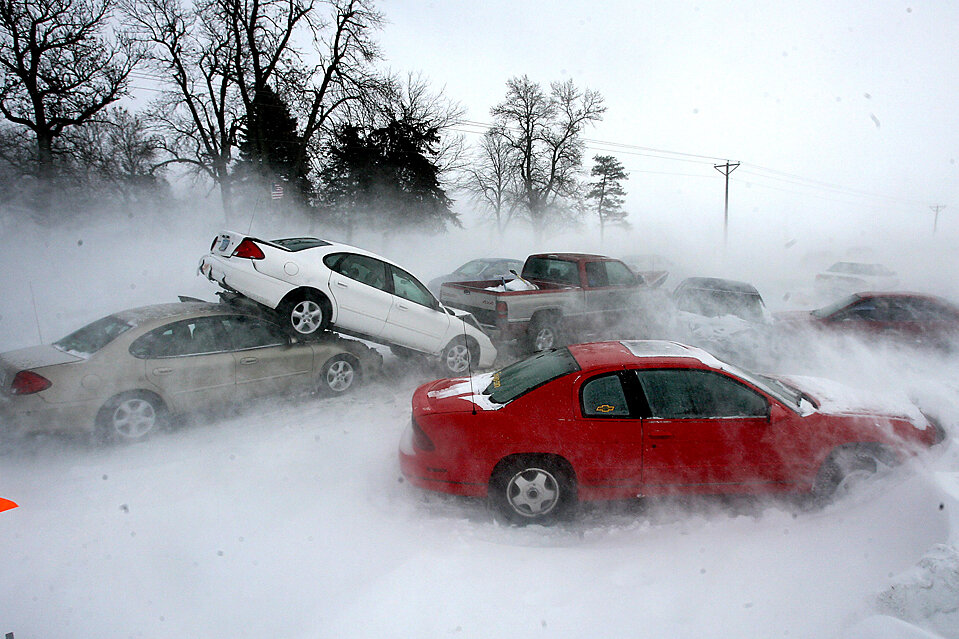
[483,348,580,404]
[270,237,331,251]
[53,315,134,356]
[522,257,580,286]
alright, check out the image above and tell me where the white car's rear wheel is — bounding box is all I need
[279,293,329,335]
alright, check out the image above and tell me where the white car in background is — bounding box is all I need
[198,231,497,375]
[814,262,899,299]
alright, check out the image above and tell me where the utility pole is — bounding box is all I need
[930,204,946,234]
[714,161,740,246]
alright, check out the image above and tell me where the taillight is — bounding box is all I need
[233,239,265,260]
[11,370,51,395]
[496,301,508,327]
[411,417,435,451]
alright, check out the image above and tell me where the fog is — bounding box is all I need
[1,204,958,638]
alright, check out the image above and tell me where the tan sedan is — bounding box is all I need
[0,302,382,442]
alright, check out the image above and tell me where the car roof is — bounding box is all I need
[528,252,611,261]
[675,277,759,295]
[855,291,957,305]
[256,234,411,269]
[111,302,254,327]
[568,340,725,371]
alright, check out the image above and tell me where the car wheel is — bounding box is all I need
[279,292,329,336]
[489,455,576,525]
[527,314,563,352]
[441,336,474,376]
[812,445,895,502]
[318,354,360,395]
[97,392,166,443]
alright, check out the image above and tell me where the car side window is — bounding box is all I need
[129,317,231,359]
[605,261,637,287]
[581,373,630,417]
[585,262,608,288]
[330,253,389,291]
[391,266,437,308]
[221,316,287,350]
[635,369,767,419]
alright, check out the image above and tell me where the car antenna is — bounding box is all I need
[462,316,477,415]
[29,281,44,344]
[246,192,263,235]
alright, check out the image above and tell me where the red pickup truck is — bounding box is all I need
[439,253,650,352]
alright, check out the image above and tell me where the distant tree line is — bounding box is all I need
[0,0,627,238]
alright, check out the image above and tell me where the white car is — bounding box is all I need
[198,231,497,375]
[814,262,899,298]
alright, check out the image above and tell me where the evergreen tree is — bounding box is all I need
[238,84,312,201]
[587,154,629,243]
[319,116,459,235]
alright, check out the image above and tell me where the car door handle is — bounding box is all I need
[239,357,258,365]
[648,431,673,439]
[336,281,348,288]
[397,303,409,311]
[153,367,173,375]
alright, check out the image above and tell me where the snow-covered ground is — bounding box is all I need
[1,212,958,638]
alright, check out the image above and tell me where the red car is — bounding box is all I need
[399,340,942,524]
[777,292,959,349]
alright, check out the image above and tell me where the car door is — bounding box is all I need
[583,260,639,328]
[573,371,645,492]
[131,317,237,413]
[325,253,393,338]
[222,315,315,401]
[634,368,775,490]
[382,265,451,353]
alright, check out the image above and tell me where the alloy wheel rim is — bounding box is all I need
[292,300,322,333]
[326,360,354,392]
[506,468,559,517]
[534,328,555,351]
[112,399,156,439]
[446,344,471,373]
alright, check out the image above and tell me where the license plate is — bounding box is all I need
[218,235,231,252]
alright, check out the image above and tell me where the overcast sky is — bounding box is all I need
[377,1,959,244]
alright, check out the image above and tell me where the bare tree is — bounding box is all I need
[122,0,242,218]
[0,0,142,180]
[463,128,521,235]
[490,75,605,240]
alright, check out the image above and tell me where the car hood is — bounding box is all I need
[1,345,85,370]
[421,373,503,413]
[779,374,926,427]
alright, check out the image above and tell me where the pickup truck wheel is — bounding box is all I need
[527,314,563,352]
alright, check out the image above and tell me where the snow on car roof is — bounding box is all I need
[112,302,233,326]
[619,340,724,367]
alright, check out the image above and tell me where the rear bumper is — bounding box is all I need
[0,394,99,436]
[198,254,292,310]
[398,425,487,498]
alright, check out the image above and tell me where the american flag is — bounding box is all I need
[271,183,284,200]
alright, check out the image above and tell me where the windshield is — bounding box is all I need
[53,315,134,356]
[453,260,489,277]
[811,293,860,319]
[484,348,581,404]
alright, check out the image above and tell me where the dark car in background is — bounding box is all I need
[776,292,959,350]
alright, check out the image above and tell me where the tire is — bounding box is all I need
[811,445,895,502]
[97,392,166,443]
[278,292,329,336]
[318,354,360,395]
[489,455,576,525]
[440,336,474,376]
[526,313,563,352]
